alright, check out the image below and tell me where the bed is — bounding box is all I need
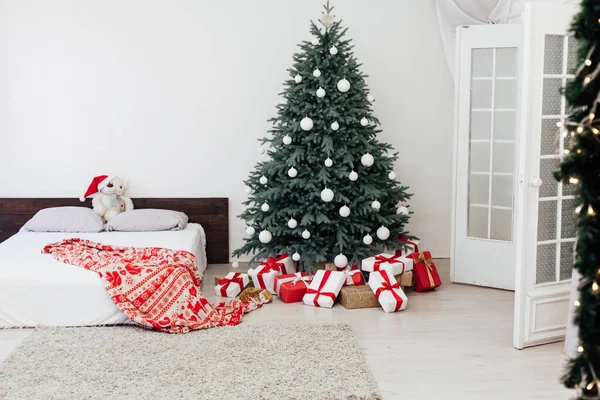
[0,198,228,328]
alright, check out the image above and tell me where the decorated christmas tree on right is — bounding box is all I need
[556,0,600,397]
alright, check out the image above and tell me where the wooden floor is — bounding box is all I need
[0,260,573,399]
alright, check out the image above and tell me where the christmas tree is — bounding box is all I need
[232,2,412,270]
[556,0,600,397]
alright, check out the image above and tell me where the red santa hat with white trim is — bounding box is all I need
[79,175,114,202]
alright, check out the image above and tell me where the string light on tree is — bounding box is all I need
[324,157,333,167]
[339,205,350,217]
[320,187,334,202]
[337,78,350,92]
[259,230,272,244]
[363,234,373,245]
[313,69,321,78]
[300,117,314,131]
[316,87,326,98]
[288,167,298,178]
[245,226,255,235]
[331,121,340,131]
[361,153,374,167]
[334,253,348,268]
[283,135,292,145]
[302,229,311,239]
[288,218,298,229]
[349,170,358,181]
[259,175,268,185]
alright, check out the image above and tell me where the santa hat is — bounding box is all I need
[80,175,114,202]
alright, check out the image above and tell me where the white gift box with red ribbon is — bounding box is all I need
[368,269,408,313]
[361,253,412,275]
[341,265,365,286]
[214,272,250,298]
[302,270,345,308]
[248,254,296,294]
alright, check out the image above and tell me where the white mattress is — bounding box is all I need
[0,223,207,328]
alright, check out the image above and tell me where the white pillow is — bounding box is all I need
[22,207,104,233]
[105,209,188,232]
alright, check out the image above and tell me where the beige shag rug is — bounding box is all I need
[0,323,381,400]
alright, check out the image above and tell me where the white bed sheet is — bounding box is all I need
[0,223,207,328]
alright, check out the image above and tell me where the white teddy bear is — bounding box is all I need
[80,175,134,220]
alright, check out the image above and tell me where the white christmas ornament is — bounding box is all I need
[324,157,333,167]
[329,46,338,55]
[360,117,369,127]
[337,78,350,93]
[313,69,321,78]
[300,117,313,131]
[320,187,334,202]
[261,202,270,212]
[258,147,265,154]
[367,94,374,102]
[316,87,326,98]
[259,175,268,185]
[339,205,350,218]
[363,234,373,245]
[311,36,319,46]
[331,121,339,131]
[288,218,298,229]
[302,229,311,239]
[294,74,302,84]
[283,135,292,145]
[371,200,381,210]
[361,153,374,167]
[388,171,397,180]
[288,167,298,178]
[397,206,409,215]
[232,261,240,269]
[259,230,272,243]
[244,186,252,195]
[292,252,301,261]
[349,170,358,181]
[245,226,255,235]
[334,253,348,268]
[376,226,390,240]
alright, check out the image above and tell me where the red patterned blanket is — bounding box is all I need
[43,238,259,333]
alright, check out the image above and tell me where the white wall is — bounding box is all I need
[0,0,454,259]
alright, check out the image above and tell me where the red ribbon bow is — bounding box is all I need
[375,272,404,311]
[305,270,336,307]
[396,236,419,257]
[217,273,245,297]
[256,254,289,289]
[373,255,403,272]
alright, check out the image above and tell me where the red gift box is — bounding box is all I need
[341,265,365,286]
[279,276,313,303]
[407,251,441,292]
[274,272,308,296]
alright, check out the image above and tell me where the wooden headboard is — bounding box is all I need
[0,198,229,264]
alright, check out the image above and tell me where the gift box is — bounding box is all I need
[341,265,366,286]
[337,285,380,309]
[407,251,442,292]
[278,275,314,304]
[303,270,345,308]
[273,272,309,296]
[314,262,337,271]
[214,276,254,288]
[214,272,250,298]
[361,253,412,275]
[394,236,420,257]
[395,270,413,289]
[249,254,296,293]
[368,269,408,313]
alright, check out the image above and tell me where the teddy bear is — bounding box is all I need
[80,175,134,220]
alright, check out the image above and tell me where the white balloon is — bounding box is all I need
[316,87,326,98]
[360,117,369,127]
[258,147,265,154]
[331,121,339,131]
[349,171,358,181]
[337,78,350,93]
[302,229,311,239]
[388,171,397,180]
[261,203,270,212]
[367,94,374,102]
[288,218,298,229]
[363,234,373,245]
[283,135,292,145]
[259,175,268,185]
[311,36,319,45]
[361,153,374,167]
[320,187,334,202]
[245,226,255,235]
[371,200,381,210]
[334,253,348,268]
[292,252,301,261]
[294,74,302,84]
[324,158,333,167]
[300,117,313,131]
[397,206,409,215]
[329,45,338,55]
[339,205,350,218]
[313,69,321,78]
[244,186,252,195]
[288,167,298,178]
[259,230,272,243]
[232,261,240,269]
[376,226,390,240]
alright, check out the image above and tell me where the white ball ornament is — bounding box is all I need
[367,94,374,102]
[349,170,358,181]
[292,252,301,261]
[244,186,252,195]
[283,135,292,145]
[311,36,319,46]
[376,226,391,241]
[329,45,338,55]
[324,157,333,167]
[259,175,268,185]
[261,202,270,212]
[388,171,397,180]
[316,87,326,98]
[294,74,302,84]
[259,230,272,244]
[288,167,298,178]
[334,253,348,268]
[371,200,381,210]
[339,205,351,218]
[300,117,313,131]
[313,69,321,78]
[302,229,311,239]
[337,78,350,93]
[363,234,373,245]
[320,187,334,203]
[361,153,374,167]
[245,226,255,235]
[331,121,339,131]
[288,218,298,229]
[397,206,409,215]
[360,117,369,127]
[232,261,240,269]
[258,147,265,154]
